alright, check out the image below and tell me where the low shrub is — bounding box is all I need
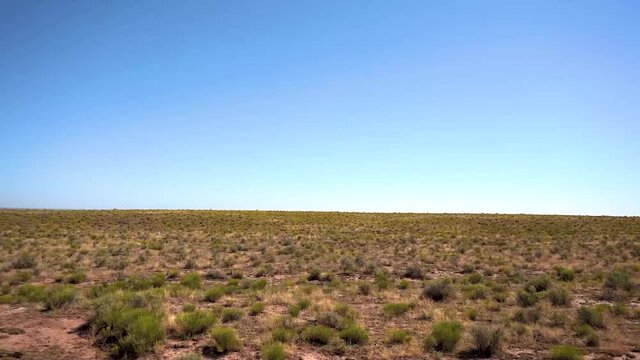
[221,308,243,322]
[262,341,285,360]
[175,310,217,338]
[404,265,424,279]
[44,285,75,310]
[555,267,575,282]
[469,325,501,357]
[17,284,46,302]
[249,302,265,316]
[209,327,241,353]
[386,329,411,344]
[92,297,165,358]
[528,276,552,292]
[204,286,226,302]
[516,290,539,307]
[547,287,571,306]
[180,272,201,289]
[383,302,411,317]
[549,345,583,360]
[271,328,295,343]
[338,324,368,344]
[424,321,463,353]
[604,269,632,291]
[11,253,37,269]
[577,307,604,328]
[303,325,334,345]
[422,278,455,301]
[66,271,87,284]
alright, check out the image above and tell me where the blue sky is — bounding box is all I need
[1,1,638,215]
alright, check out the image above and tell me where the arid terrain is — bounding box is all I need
[0,210,638,360]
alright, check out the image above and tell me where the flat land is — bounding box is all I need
[0,210,639,359]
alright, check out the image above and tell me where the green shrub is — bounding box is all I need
[180,272,201,289]
[468,272,483,284]
[92,301,165,358]
[398,279,410,290]
[547,287,570,306]
[11,253,36,269]
[577,307,604,328]
[288,304,301,317]
[297,298,311,310]
[209,327,241,353]
[422,278,455,301]
[66,271,87,284]
[307,268,321,281]
[555,267,575,282]
[44,285,75,310]
[175,310,217,338]
[386,329,412,344]
[469,325,501,357]
[221,308,243,322]
[404,265,424,279]
[383,302,411,317]
[204,286,225,302]
[357,281,371,295]
[182,303,196,312]
[464,284,490,300]
[516,290,539,307]
[604,269,632,291]
[375,271,390,290]
[249,302,265,316]
[528,276,552,292]
[17,284,46,302]
[262,341,285,360]
[338,324,368,344]
[303,325,334,345]
[549,345,583,360]
[271,328,295,343]
[424,321,463,353]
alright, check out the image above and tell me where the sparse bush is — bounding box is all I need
[66,271,87,284]
[288,304,301,317]
[180,272,201,289]
[528,276,552,292]
[303,325,334,345]
[271,328,295,343]
[262,341,285,360]
[175,310,216,338]
[386,329,411,344]
[204,286,225,302]
[179,353,201,360]
[423,278,454,301]
[549,345,583,360]
[383,302,411,317]
[404,264,424,279]
[307,268,321,281]
[424,321,463,353]
[249,302,265,316]
[604,269,632,291]
[11,253,36,269]
[547,287,570,306]
[398,279,410,290]
[221,308,242,322]
[469,325,501,357]
[357,281,371,295]
[338,324,368,344]
[209,327,241,353]
[555,267,575,282]
[577,307,604,328]
[44,285,75,310]
[17,284,46,302]
[92,296,165,358]
[516,290,539,307]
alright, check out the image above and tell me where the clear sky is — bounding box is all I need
[1,1,639,215]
